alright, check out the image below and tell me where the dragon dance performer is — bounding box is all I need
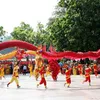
[82,65,91,86]
[48,60,60,81]
[72,65,77,75]
[0,64,5,79]
[28,62,33,77]
[34,49,43,81]
[64,67,72,88]
[7,63,20,88]
[34,67,39,81]
[37,66,47,89]
[93,63,98,77]
[62,63,68,74]
[77,64,83,75]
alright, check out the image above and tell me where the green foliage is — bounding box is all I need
[0,26,6,42]
[11,22,35,44]
[47,0,100,52]
[9,0,100,52]
[11,22,50,48]
[35,22,50,47]
[0,26,6,36]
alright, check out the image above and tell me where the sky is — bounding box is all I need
[0,0,58,34]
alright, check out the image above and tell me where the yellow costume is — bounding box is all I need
[35,55,43,68]
[7,65,20,88]
[0,65,5,79]
[28,63,33,77]
[0,67,2,79]
[73,66,77,75]
[34,67,39,81]
[46,64,51,77]
[34,54,43,80]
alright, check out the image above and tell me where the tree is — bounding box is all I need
[11,22,35,44]
[34,22,51,49]
[0,26,6,42]
[11,22,51,48]
[0,26,6,36]
[47,0,100,52]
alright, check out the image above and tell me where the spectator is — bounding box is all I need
[23,65,27,75]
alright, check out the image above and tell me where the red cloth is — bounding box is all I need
[49,60,60,81]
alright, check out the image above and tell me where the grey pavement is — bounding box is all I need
[0,74,100,100]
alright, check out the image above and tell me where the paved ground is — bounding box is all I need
[0,74,100,100]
